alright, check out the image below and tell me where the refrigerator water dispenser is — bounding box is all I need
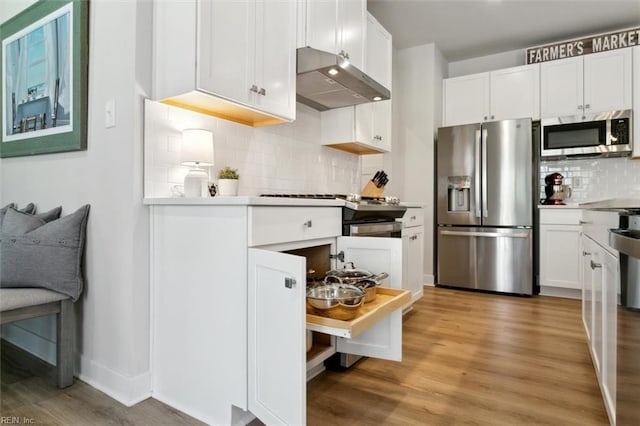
[447,176,470,212]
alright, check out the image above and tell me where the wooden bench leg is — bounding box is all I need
[56,299,74,388]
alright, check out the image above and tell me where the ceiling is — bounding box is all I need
[368,0,640,62]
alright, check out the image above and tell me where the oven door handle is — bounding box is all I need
[440,230,530,239]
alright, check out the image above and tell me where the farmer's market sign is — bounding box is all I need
[526,27,640,64]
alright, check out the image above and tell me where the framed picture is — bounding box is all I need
[0,0,88,158]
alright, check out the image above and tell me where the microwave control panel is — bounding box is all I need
[611,117,629,146]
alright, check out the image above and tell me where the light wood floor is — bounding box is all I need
[307,286,608,426]
[2,287,607,425]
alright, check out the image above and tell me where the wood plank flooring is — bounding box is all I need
[307,286,608,426]
[2,287,608,425]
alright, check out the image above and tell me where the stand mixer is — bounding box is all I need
[542,172,572,205]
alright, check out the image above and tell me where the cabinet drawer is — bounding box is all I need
[306,287,410,339]
[539,208,582,225]
[248,206,341,246]
[399,207,424,228]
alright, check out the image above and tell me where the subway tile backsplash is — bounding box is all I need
[540,157,640,204]
[144,100,360,197]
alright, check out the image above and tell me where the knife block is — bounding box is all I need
[361,181,385,198]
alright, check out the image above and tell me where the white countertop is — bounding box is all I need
[143,196,345,207]
[538,203,581,209]
[579,198,640,210]
[400,202,427,208]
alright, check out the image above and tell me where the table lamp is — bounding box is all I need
[181,129,214,197]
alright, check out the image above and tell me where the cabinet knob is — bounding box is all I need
[483,116,488,120]
[583,251,592,256]
[304,220,313,228]
[410,216,416,220]
[410,235,418,241]
[584,104,590,109]
[339,50,347,59]
[250,84,258,93]
[590,260,602,270]
[579,220,591,225]
[490,115,495,119]
[284,277,296,289]
[258,87,266,96]
[578,105,584,110]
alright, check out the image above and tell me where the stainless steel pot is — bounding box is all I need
[324,262,389,286]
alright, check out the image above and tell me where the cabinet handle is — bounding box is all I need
[578,105,584,110]
[590,260,602,270]
[338,50,347,59]
[258,87,266,96]
[410,235,418,241]
[579,220,591,225]
[304,220,313,228]
[583,251,592,256]
[410,216,416,220]
[585,104,590,109]
[284,277,296,289]
[490,115,494,119]
[250,84,258,93]
[483,116,488,120]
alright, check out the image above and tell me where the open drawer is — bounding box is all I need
[306,287,410,338]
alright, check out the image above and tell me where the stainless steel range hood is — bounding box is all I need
[296,47,390,111]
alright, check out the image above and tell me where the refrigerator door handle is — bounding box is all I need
[482,128,488,219]
[474,130,481,218]
[441,230,530,239]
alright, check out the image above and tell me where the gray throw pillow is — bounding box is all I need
[0,202,36,229]
[0,205,90,301]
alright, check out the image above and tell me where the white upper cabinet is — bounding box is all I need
[320,11,392,154]
[153,0,296,127]
[301,0,366,69]
[443,64,539,126]
[364,11,392,89]
[541,48,632,118]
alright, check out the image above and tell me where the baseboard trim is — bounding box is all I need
[423,274,435,285]
[77,355,152,407]
[538,286,581,300]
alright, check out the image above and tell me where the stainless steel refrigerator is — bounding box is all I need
[436,118,534,295]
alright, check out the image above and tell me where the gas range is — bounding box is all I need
[259,193,404,212]
[259,194,407,236]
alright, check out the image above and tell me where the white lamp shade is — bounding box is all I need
[181,129,214,166]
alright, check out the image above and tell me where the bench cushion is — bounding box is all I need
[0,288,69,312]
[0,205,90,301]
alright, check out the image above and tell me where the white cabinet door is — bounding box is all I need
[591,247,604,377]
[540,56,583,118]
[403,226,424,305]
[633,46,640,159]
[539,224,582,290]
[443,73,490,126]
[581,236,594,341]
[337,0,365,69]
[253,0,296,120]
[490,64,540,121]
[364,12,392,89]
[248,248,306,426]
[601,246,618,420]
[584,48,632,114]
[373,100,392,152]
[198,0,254,106]
[334,236,403,361]
[304,0,338,53]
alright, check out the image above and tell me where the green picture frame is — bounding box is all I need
[0,0,88,158]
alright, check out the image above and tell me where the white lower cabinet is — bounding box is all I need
[581,209,620,425]
[399,206,425,307]
[539,208,582,296]
[150,203,409,425]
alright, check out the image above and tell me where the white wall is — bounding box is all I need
[448,48,525,77]
[0,0,153,405]
[392,43,446,284]
[144,102,360,198]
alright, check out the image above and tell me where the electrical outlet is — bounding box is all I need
[573,177,581,188]
[105,99,116,128]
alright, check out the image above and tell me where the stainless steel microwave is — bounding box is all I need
[541,110,632,159]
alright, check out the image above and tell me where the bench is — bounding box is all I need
[0,288,74,388]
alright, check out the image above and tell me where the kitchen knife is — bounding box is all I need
[379,176,388,187]
[372,170,382,184]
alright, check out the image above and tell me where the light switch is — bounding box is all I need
[105,99,116,128]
